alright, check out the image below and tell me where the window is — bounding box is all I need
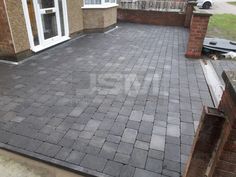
[84,0,117,6]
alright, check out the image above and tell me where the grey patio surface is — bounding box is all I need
[0,23,213,177]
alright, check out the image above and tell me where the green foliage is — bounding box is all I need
[227,1,236,6]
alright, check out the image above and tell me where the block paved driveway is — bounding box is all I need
[0,23,213,177]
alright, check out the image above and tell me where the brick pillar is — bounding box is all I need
[184,1,197,28]
[212,71,236,177]
[185,10,212,59]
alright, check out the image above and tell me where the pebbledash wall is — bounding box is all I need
[0,0,117,62]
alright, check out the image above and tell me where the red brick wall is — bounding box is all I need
[185,13,211,58]
[212,82,236,177]
[117,9,186,26]
[0,0,15,59]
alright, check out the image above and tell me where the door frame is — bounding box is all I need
[21,0,70,52]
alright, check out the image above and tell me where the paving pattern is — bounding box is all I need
[0,23,213,177]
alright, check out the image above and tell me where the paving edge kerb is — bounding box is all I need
[0,142,111,177]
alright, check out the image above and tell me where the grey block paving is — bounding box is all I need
[167,124,180,137]
[134,168,161,177]
[80,154,107,172]
[35,142,61,157]
[66,150,85,165]
[121,128,137,143]
[104,161,123,177]
[150,135,165,151]
[130,148,148,168]
[0,23,215,177]
[146,158,163,173]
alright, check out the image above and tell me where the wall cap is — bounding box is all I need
[82,4,118,9]
[118,8,184,14]
[193,6,212,16]
[222,71,236,104]
[187,1,197,5]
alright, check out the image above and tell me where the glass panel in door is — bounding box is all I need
[41,13,58,40]
[38,0,55,8]
[34,0,61,45]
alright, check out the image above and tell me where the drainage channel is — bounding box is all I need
[0,149,85,177]
[200,59,225,107]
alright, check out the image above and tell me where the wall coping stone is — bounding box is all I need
[187,1,197,5]
[117,8,184,13]
[82,4,118,9]
[222,71,236,104]
[193,6,212,17]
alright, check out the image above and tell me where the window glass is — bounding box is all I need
[85,0,101,4]
[38,0,55,9]
[58,0,65,36]
[27,0,39,46]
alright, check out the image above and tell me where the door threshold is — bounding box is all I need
[32,36,70,53]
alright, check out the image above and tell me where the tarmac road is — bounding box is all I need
[208,0,236,14]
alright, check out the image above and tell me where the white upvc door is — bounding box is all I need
[33,0,62,47]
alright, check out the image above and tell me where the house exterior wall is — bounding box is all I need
[83,6,117,31]
[0,0,15,59]
[104,7,117,28]
[0,0,117,61]
[67,0,84,35]
[4,0,30,54]
[83,9,104,30]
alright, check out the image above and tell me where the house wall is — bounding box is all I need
[104,7,117,28]
[4,0,30,54]
[83,9,104,30]
[1,0,117,61]
[67,0,84,35]
[0,0,15,59]
[83,6,117,32]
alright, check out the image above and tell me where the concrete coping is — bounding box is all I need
[187,1,197,5]
[193,6,213,16]
[222,71,236,104]
[82,4,118,9]
[118,8,183,13]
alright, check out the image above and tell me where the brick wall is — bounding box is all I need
[185,12,211,58]
[117,9,186,27]
[0,0,15,59]
[184,71,236,177]
[212,71,236,177]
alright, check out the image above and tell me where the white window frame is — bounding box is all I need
[21,0,70,52]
